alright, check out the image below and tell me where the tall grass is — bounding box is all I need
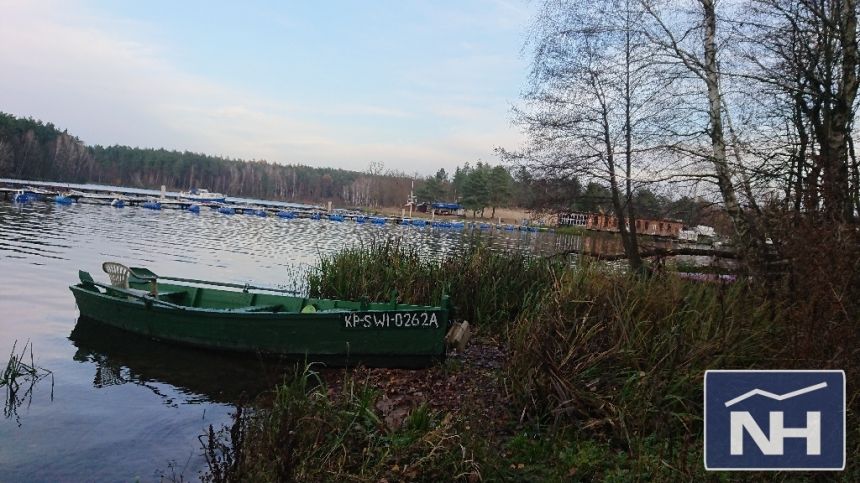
[201,364,481,482]
[504,265,784,478]
[305,240,791,475]
[201,238,858,480]
[308,238,564,332]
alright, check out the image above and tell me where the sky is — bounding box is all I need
[0,0,534,175]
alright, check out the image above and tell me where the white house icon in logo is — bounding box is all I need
[726,382,827,456]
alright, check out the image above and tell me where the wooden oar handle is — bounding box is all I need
[90,281,185,310]
[157,275,301,295]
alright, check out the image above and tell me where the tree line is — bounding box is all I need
[414,163,515,218]
[1,112,714,222]
[0,112,414,206]
[0,110,719,228]
[506,2,860,470]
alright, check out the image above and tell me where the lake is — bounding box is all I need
[0,198,587,481]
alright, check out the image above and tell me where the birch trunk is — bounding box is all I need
[624,3,643,273]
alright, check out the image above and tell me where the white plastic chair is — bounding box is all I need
[102,262,131,289]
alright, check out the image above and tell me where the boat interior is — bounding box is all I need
[76,263,434,314]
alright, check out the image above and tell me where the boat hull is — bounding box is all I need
[70,284,448,367]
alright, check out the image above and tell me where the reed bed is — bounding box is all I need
[201,364,480,482]
[308,239,564,332]
[200,239,857,481]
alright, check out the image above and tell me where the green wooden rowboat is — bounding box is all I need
[69,264,451,367]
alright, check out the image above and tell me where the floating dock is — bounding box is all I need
[0,179,551,232]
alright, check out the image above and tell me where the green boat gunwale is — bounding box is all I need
[70,282,445,318]
[69,268,452,367]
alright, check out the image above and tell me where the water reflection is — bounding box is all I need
[69,317,292,406]
[2,341,54,427]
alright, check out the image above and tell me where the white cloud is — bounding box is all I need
[0,0,525,174]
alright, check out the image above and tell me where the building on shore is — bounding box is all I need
[557,211,684,238]
[417,202,465,216]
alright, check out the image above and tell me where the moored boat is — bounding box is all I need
[13,189,31,203]
[179,188,227,203]
[54,194,75,204]
[70,263,452,367]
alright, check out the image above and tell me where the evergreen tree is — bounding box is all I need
[452,163,470,199]
[460,163,491,217]
[415,176,446,203]
[578,182,612,212]
[487,165,513,218]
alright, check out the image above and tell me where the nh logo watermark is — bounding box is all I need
[704,370,845,471]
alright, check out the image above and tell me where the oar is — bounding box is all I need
[144,272,302,296]
[90,281,186,310]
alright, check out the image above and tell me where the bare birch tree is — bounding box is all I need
[636,0,776,271]
[510,0,678,272]
[640,0,859,254]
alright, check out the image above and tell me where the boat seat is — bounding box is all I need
[79,270,145,298]
[229,304,283,313]
[103,262,131,289]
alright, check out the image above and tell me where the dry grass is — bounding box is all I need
[201,364,482,482]
[198,232,859,481]
[368,205,544,225]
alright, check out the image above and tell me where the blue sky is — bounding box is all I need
[0,0,534,175]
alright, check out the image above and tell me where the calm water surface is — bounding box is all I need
[0,200,585,482]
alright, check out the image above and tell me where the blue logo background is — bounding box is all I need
[705,370,845,470]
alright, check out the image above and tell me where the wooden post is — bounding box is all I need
[445,321,471,352]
